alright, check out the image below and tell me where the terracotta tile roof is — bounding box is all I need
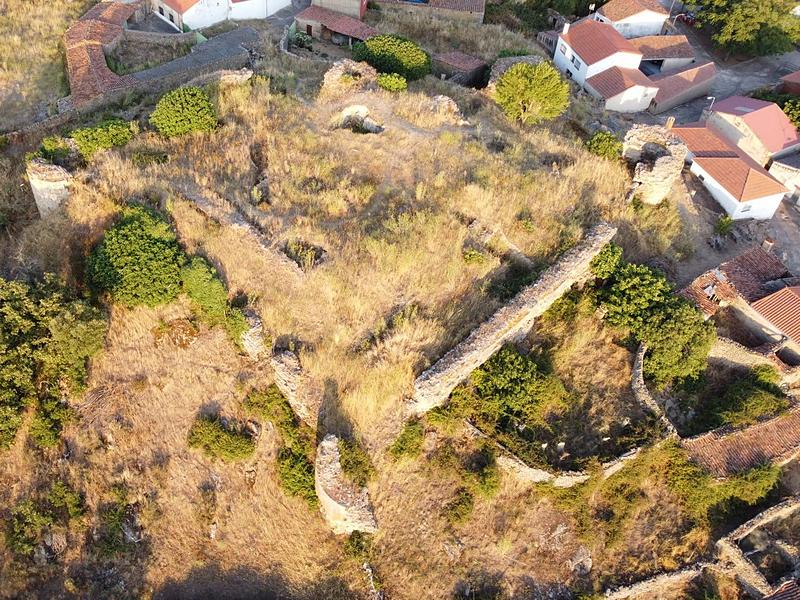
[296,6,378,40]
[585,66,655,99]
[752,286,800,342]
[377,0,486,13]
[693,154,789,202]
[597,0,667,20]
[433,51,487,72]
[713,95,800,155]
[560,19,640,65]
[651,61,716,105]
[81,1,140,24]
[765,581,800,600]
[680,246,791,315]
[682,406,800,476]
[162,0,202,13]
[629,35,694,59]
[782,70,800,85]
[672,120,739,158]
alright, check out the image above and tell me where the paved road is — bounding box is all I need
[266,0,311,30]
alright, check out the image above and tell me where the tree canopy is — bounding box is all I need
[493,62,570,125]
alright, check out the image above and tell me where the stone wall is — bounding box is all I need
[631,343,677,435]
[622,124,688,206]
[270,350,321,429]
[315,434,378,535]
[408,222,617,415]
[122,28,199,47]
[26,159,72,218]
[603,564,708,599]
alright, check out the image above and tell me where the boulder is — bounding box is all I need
[240,309,267,360]
[26,158,72,218]
[334,105,383,134]
[270,350,320,428]
[321,59,378,98]
[315,434,378,535]
[622,124,688,205]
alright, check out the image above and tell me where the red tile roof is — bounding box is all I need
[433,51,487,72]
[597,0,667,20]
[629,35,694,59]
[782,70,800,85]
[713,95,800,155]
[651,61,716,105]
[680,246,791,315]
[752,286,800,342]
[682,406,800,476]
[693,155,789,202]
[764,581,800,600]
[672,121,739,158]
[162,0,202,13]
[296,6,378,40]
[560,19,640,65]
[585,66,655,99]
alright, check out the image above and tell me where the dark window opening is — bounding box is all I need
[306,24,313,35]
[159,5,164,14]
[169,12,174,22]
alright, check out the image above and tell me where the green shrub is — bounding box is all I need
[377,72,407,92]
[590,243,623,280]
[187,415,256,462]
[131,150,169,167]
[285,239,323,271]
[88,206,184,307]
[338,438,375,487]
[29,395,75,448]
[497,48,532,59]
[5,501,52,556]
[293,31,313,50]
[462,247,486,264]
[353,34,431,81]
[715,215,734,236]
[149,86,217,137]
[344,530,373,560]
[783,98,800,129]
[95,486,133,556]
[466,443,501,498]
[389,419,425,459]
[37,136,71,163]
[585,131,622,160]
[181,256,248,344]
[443,487,474,524]
[47,481,84,521]
[70,119,138,160]
[493,61,569,125]
[277,448,317,507]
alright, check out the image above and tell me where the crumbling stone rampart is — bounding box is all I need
[26,159,72,218]
[315,434,378,535]
[623,125,688,205]
[632,344,677,435]
[409,222,617,414]
[270,350,321,429]
[320,59,378,98]
[603,564,708,599]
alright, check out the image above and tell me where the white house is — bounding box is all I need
[154,0,290,30]
[673,123,789,220]
[593,0,669,38]
[554,20,642,87]
[585,66,658,112]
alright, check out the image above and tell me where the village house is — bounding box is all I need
[648,61,716,114]
[681,246,800,364]
[672,122,788,220]
[152,0,290,31]
[706,96,800,167]
[295,4,376,45]
[592,0,669,38]
[769,153,800,202]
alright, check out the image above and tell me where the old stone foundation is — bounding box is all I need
[622,125,688,206]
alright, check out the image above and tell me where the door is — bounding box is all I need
[306,24,313,36]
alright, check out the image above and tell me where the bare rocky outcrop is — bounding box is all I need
[408,222,617,415]
[486,55,544,95]
[270,350,320,429]
[315,434,378,535]
[240,309,268,360]
[622,125,688,205]
[320,59,378,98]
[26,159,72,218]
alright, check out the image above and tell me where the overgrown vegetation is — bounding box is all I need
[377,72,408,92]
[187,414,256,462]
[353,34,431,81]
[245,386,317,506]
[493,62,569,125]
[149,86,217,137]
[70,119,139,160]
[442,487,474,525]
[338,438,375,488]
[0,276,106,449]
[585,131,622,160]
[389,418,425,459]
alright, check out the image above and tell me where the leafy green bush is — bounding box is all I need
[466,443,501,498]
[36,136,71,163]
[285,239,324,271]
[70,119,138,160]
[89,207,184,307]
[353,34,431,81]
[462,247,486,264]
[590,243,624,280]
[131,150,169,167]
[95,486,134,556]
[443,487,474,524]
[585,131,622,160]
[48,481,84,521]
[338,438,375,487]
[181,257,248,345]
[5,501,52,556]
[29,395,75,448]
[277,449,318,507]
[782,98,800,129]
[715,215,734,236]
[377,72,408,92]
[344,530,373,560]
[187,415,256,462]
[149,86,217,137]
[496,48,532,59]
[293,31,312,50]
[389,418,424,459]
[493,61,569,125]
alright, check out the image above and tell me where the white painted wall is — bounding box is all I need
[690,161,784,220]
[602,85,659,112]
[266,0,291,16]
[154,1,183,30]
[594,10,667,37]
[183,0,229,29]
[230,0,266,19]
[554,38,641,86]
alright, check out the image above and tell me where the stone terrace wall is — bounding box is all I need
[632,343,677,435]
[603,564,709,599]
[408,222,617,414]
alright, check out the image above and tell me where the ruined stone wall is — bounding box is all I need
[622,124,688,205]
[632,343,677,434]
[25,159,72,218]
[603,564,708,600]
[408,223,617,414]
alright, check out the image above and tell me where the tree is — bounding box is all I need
[88,207,184,307]
[586,131,623,160]
[493,62,570,125]
[689,0,800,56]
[352,34,431,81]
[595,262,673,332]
[149,86,217,137]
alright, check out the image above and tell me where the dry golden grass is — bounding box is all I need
[0,0,96,130]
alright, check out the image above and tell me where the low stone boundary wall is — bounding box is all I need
[603,564,709,599]
[408,222,617,414]
[716,538,772,597]
[632,343,677,435]
[726,495,800,542]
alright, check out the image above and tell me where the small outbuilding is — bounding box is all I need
[295,5,377,45]
[432,51,487,86]
[781,70,800,96]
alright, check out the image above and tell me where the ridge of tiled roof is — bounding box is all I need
[585,66,655,99]
[597,0,667,21]
[712,95,800,154]
[650,61,716,105]
[296,6,378,40]
[629,35,694,59]
[559,19,639,65]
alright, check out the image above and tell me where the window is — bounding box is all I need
[741,204,751,213]
[698,174,705,182]
[158,5,164,14]
[566,69,573,79]
[169,12,174,22]
[559,43,566,55]
[571,56,582,69]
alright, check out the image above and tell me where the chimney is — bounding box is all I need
[562,22,570,33]
[665,116,675,130]
[762,238,775,253]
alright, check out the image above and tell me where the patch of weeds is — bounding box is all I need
[29,395,75,449]
[714,215,734,236]
[344,530,373,560]
[389,418,424,459]
[95,486,133,556]
[285,239,324,271]
[5,500,53,556]
[443,487,474,525]
[131,150,169,167]
[462,247,486,264]
[465,443,501,498]
[277,449,317,507]
[487,261,537,301]
[338,438,375,488]
[47,481,84,521]
[357,303,418,352]
[187,415,256,462]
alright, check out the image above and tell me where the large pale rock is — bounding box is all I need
[622,125,688,205]
[321,59,378,98]
[27,159,71,217]
[315,434,378,535]
[409,222,617,414]
[240,309,267,360]
[270,350,320,428]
